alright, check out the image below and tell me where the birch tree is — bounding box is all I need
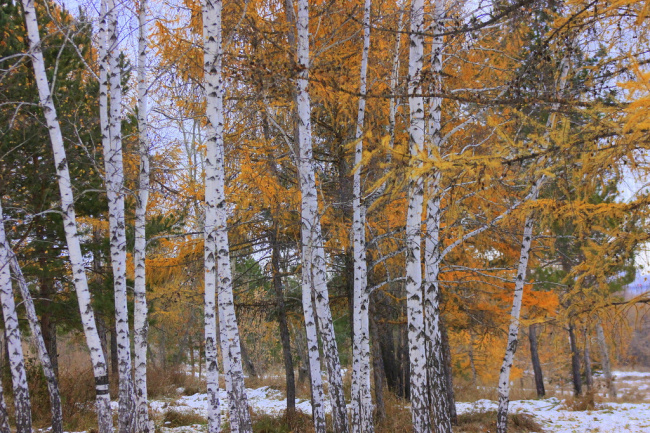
[295,0,349,431]
[134,0,151,430]
[406,0,430,431]
[350,0,373,430]
[423,2,453,431]
[202,0,252,431]
[21,0,114,430]
[496,53,571,433]
[0,205,31,433]
[98,0,136,429]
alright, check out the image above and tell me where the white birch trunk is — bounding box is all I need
[387,9,403,157]
[21,1,113,431]
[496,54,571,433]
[301,245,327,433]
[596,321,616,398]
[134,0,151,430]
[495,206,538,433]
[203,1,252,431]
[202,1,224,431]
[351,0,373,431]
[2,203,62,433]
[0,208,31,433]
[406,0,430,431]
[296,0,349,431]
[100,1,136,430]
[423,4,452,432]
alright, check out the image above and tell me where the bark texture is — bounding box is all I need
[596,321,616,398]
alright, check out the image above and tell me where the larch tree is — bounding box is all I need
[495,50,571,433]
[20,0,114,430]
[295,0,349,431]
[202,0,252,431]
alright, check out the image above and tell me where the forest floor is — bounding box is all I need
[141,369,650,433]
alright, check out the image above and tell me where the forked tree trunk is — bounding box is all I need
[0,204,31,433]
[596,321,616,398]
[202,0,252,431]
[99,0,136,430]
[6,244,63,433]
[528,324,545,397]
[406,0,430,431]
[21,0,113,430]
[351,0,373,430]
[134,0,151,430]
[295,0,348,431]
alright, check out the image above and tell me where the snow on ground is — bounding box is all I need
[150,387,650,433]
[458,398,650,432]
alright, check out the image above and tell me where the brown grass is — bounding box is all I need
[160,408,207,428]
[561,390,599,411]
[455,411,544,432]
[147,363,204,398]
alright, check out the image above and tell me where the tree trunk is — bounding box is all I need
[39,279,59,379]
[134,0,151,430]
[468,333,478,387]
[441,319,457,426]
[351,0,373,430]
[21,1,114,430]
[202,0,252,430]
[110,325,119,379]
[584,326,593,391]
[369,301,386,421]
[568,322,582,397]
[240,338,257,379]
[6,244,63,433]
[405,0,430,431]
[0,367,9,433]
[0,206,32,433]
[496,212,537,433]
[270,229,296,411]
[596,321,616,398]
[295,0,348,431]
[528,324,545,398]
[99,1,137,430]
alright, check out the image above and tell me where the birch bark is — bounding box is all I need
[295,0,348,431]
[134,0,151,430]
[406,0,430,431]
[202,1,252,431]
[0,206,31,433]
[423,3,453,431]
[21,0,113,430]
[351,0,373,430]
[3,229,63,433]
[202,1,224,431]
[99,1,136,429]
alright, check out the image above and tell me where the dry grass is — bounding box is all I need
[455,411,544,433]
[374,390,412,433]
[160,408,207,428]
[249,410,315,433]
[244,366,312,401]
[148,364,204,398]
[560,390,599,411]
